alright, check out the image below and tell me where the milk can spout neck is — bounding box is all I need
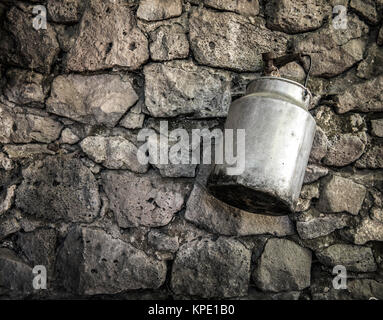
[246,77,312,110]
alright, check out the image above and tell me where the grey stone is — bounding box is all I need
[0,248,33,296]
[18,216,45,234]
[295,202,314,218]
[119,114,145,130]
[356,143,383,169]
[189,8,288,72]
[47,0,83,23]
[0,185,16,216]
[296,209,351,240]
[265,0,329,34]
[317,104,367,141]
[60,128,80,145]
[155,162,197,179]
[295,233,339,252]
[171,237,251,298]
[0,6,60,74]
[279,62,306,83]
[357,44,383,79]
[15,156,100,223]
[253,238,312,292]
[0,168,21,189]
[378,26,383,45]
[296,183,320,212]
[185,184,295,237]
[119,102,145,130]
[47,74,138,127]
[324,134,366,167]
[137,11,189,34]
[310,271,352,300]
[144,60,231,118]
[144,130,198,178]
[22,114,63,144]
[101,170,191,228]
[66,0,149,71]
[0,214,20,240]
[81,157,102,174]
[371,207,383,223]
[351,170,383,191]
[3,144,56,159]
[314,106,367,167]
[227,231,269,257]
[317,175,366,215]
[294,15,368,77]
[0,152,14,171]
[56,227,167,295]
[268,291,302,300]
[335,75,383,113]
[350,0,379,25]
[241,288,301,300]
[347,279,383,299]
[203,0,259,17]
[54,24,78,52]
[80,135,148,173]
[17,229,57,275]
[137,0,182,21]
[371,189,383,207]
[316,244,377,272]
[230,72,261,98]
[114,226,149,252]
[150,24,189,61]
[0,103,63,144]
[309,127,328,163]
[4,69,48,107]
[346,217,383,245]
[295,199,315,217]
[160,213,210,245]
[147,230,179,253]
[145,117,222,137]
[371,119,383,137]
[303,165,329,184]
[119,289,171,300]
[306,76,328,108]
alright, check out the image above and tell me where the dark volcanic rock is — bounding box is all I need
[57,227,167,295]
[0,6,59,74]
[189,8,288,72]
[65,0,148,71]
[171,237,251,298]
[101,170,192,228]
[253,238,312,292]
[16,156,100,223]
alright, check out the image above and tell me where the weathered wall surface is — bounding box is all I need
[0,0,383,300]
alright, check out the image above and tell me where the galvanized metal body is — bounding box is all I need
[207,77,316,215]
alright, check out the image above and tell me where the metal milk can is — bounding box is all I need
[207,53,316,215]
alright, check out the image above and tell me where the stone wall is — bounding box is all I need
[0,0,383,300]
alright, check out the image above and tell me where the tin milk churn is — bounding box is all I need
[207,53,316,215]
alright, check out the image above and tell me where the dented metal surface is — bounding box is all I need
[207,77,316,215]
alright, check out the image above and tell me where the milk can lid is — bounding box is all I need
[246,76,312,110]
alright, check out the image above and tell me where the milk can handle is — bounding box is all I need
[261,52,312,89]
[301,54,312,88]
